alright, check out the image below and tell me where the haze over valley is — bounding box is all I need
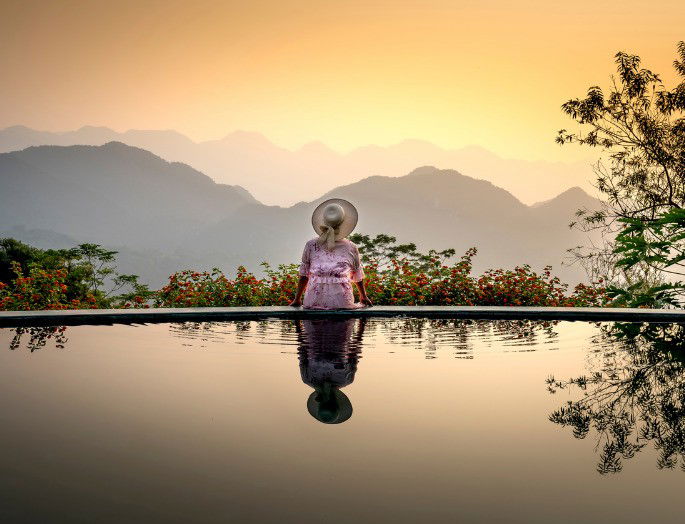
[0,139,600,287]
[0,125,596,208]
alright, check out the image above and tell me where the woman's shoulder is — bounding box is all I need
[341,238,359,249]
[304,238,320,250]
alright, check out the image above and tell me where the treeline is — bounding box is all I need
[558,41,685,307]
[0,235,608,310]
[0,238,151,310]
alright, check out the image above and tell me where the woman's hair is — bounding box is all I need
[316,203,345,250]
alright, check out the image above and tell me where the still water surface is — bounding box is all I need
[1,318,683,523]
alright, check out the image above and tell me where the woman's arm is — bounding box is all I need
[291,241,311,307]
[289,276,309,307]
[355,279,373,307]
[350,242,371,306]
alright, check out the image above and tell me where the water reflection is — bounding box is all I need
[548,322,685,474]
[6,317,685,521]
[378,317,559,358]
[8,326,68,352]
[169,317,561,357]
[5,318,560,357]
[296,318,365,424]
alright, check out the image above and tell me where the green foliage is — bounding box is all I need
[156,236,609,308]
[154,263,300,307]
[559,41,685,306]
[2,235,609,310]
[349,233,455,272]
[0,238,150,309]
[0,238,64,283]
[0,261,96,310]
[548,322,685,474]
[604,209,685,306]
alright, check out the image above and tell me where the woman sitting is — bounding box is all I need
[290,199,372,309]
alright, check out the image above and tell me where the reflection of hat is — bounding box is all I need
[311,198,358,248]
[307,388,353,424]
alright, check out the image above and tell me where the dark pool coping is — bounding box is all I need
[1,305,685,327]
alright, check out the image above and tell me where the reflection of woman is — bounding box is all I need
[296,318,366,424]
[289,199,372,309]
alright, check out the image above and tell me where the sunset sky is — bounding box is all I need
[1,0,683,161]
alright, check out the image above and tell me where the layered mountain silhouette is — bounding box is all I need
[0,142,599,286]
[0,125,595,207]
[0,142,255,249]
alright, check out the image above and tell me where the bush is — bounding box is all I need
[0,238,151,310]
[154,245,609,308]
[559,42,685,305]
[0,261,96,310]
[1,236,610,310]
[154,263,300,307]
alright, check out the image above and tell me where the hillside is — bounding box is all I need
[0,144,600,286]
[186,166,601,284]
[0,125,596,207]
[0,142,256,249]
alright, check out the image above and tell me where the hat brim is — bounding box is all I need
[311,198,358,240]
[307,389,353,424]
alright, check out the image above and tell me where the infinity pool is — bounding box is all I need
[1,318,683,523]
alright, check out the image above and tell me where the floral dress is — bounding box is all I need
[299,238,365,309]
[297,319,361,387]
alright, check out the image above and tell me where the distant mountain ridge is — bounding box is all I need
[0,142,256,249]
[0,142,600,286]
[0,125,596,207]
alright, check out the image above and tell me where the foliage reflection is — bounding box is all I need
[548,322,685,474]
[8,326,68,352]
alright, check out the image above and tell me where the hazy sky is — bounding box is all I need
[1,0,683,161]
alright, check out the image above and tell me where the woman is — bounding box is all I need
[289,198,372,309]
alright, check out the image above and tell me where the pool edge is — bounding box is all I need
[2,306,685,327]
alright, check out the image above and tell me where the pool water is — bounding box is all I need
[1,318,684,523]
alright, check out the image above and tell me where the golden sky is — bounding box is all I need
[1,0,683,161]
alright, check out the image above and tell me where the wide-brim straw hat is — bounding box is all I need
[311,198,358,240]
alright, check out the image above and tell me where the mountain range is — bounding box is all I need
[0,141,600,287]
[0,125,595,207]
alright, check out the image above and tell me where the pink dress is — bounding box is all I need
[299,238,365,309]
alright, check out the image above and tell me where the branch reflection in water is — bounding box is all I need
[8,326,68,352]
[548,322,685,474]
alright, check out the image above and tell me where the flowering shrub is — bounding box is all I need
[472,265,606,307]
[154,263,300,307]
[1,236,610,310]
[155,248,610,308]
[361,248,477,306]
[0,262,97,311]
[355,248,607,307]
[1,238,153,310]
